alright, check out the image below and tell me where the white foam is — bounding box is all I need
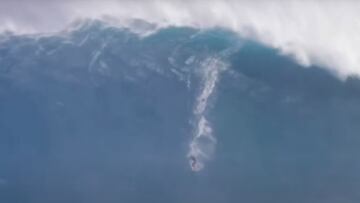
[1,1,360,78]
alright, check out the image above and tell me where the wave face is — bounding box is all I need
[1,21,360,202]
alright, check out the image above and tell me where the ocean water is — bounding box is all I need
[1,21,360,203]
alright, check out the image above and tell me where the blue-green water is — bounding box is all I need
[0,21,360,203]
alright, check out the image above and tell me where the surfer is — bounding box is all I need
[189,155,197,170]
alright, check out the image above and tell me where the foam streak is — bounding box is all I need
[188,58,227,172]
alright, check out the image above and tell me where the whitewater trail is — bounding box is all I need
[188,57,227,172]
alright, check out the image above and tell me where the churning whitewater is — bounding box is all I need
[188,58,227,171]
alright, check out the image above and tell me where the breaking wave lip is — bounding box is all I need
[2,1,360,79]
[188,57,227,172]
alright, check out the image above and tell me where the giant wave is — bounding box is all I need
[1,20,360,203]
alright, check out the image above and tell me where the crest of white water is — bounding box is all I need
[188,58,227,172]
[2,1,360,79]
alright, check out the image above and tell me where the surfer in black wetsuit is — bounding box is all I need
[190,155,197,170]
